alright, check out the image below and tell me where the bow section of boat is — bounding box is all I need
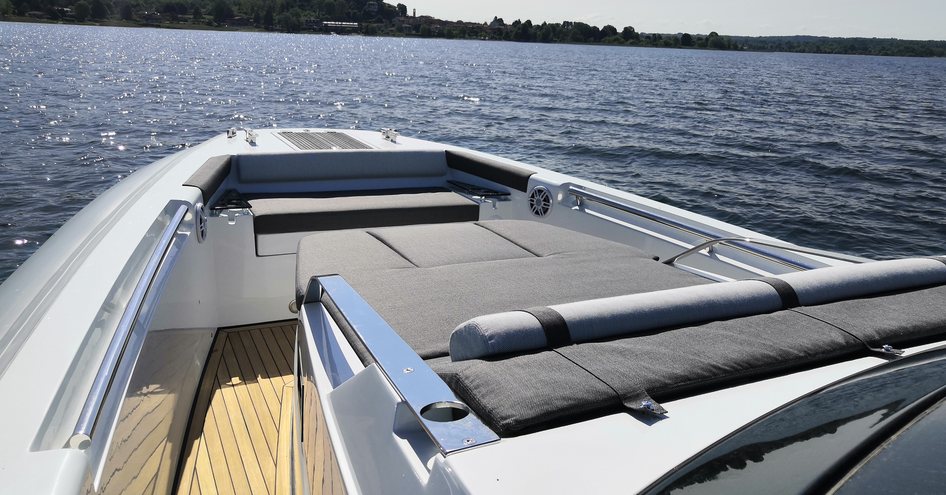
[0,128,943,495]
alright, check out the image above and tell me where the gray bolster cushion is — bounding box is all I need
[449,280,782,361]
[449,258,946,361]
[774,258,946,306]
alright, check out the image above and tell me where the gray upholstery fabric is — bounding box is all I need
[449,258,946,361]
[296,220,946,437]
[236,150,448,183]
[435,311,863,436]
[793,284,946,346]
[449,280,783,361]
[296,220,709,359]
[451,312,547,362]
[435,281,946,436]
[295,229,414,279]
[368,222,534,268]
[182,155,232,203]
[437,351,619,435]
[476,220,633,256]
[251,191,479,235]
[775,258,946,306]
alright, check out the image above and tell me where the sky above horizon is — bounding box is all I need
[402,0,945,41]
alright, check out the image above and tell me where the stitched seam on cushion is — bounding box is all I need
[789,307,879,353]
[552,348,624,407]
[365,230,419,267]
[473,222,542,258]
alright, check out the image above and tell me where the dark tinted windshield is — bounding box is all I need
[834,396,946,493]
[643,347,946,494]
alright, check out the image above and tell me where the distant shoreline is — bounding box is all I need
[2,16,944,58]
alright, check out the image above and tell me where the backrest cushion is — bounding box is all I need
[183,155,232,203]
[236,150,448,183]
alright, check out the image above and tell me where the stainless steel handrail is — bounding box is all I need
[305,275,500,455]
[567,186,866,270]
[662,237,869,266]
[70,203,189,448]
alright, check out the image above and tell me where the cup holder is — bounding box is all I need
[420,401,471,422]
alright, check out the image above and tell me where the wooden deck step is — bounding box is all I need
[175,321,297,495]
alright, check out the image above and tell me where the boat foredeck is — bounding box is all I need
[175,321,297,495]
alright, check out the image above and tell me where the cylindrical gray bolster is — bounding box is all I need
[449,280,782,361]
[774,258,946,306]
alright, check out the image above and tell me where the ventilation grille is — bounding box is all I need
[528,186,552,217]
[278,131,372,150]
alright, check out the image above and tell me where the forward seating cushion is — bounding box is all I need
[250,190,479,235]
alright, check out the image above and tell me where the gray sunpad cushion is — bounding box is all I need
[448,258,946,361]
[794,284,946,345]
[296,220,708,359]
[434,284,946,436]
[369,222,534,268]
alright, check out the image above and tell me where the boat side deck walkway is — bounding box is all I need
[175,321,297,495]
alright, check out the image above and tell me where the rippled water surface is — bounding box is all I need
[1,22,945,283]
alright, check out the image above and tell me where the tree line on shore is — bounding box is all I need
[2,0,944,58]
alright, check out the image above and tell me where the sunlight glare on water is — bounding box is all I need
[0,22,945,283]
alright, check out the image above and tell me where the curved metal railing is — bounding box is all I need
[70,202,189,449]
[662,237,868,267]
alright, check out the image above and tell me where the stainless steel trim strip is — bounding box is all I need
[662,237,869,267]
[568,186,868,270]
[71,202,189,446]
[306,275,500,455]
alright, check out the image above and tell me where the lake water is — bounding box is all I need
[1,22,945,283]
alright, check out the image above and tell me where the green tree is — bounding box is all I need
[707,31,727,49]
[119,2,132,19]
[192,4,202,20]
[621,25,639,41]
[600,24,617,38]
[89,0,108,19]
[513,19,533,41]
[277,7,301,31]
[211,0,231,22]
[263,2,273,28]
[331,0,345,19]
[680,32,693,46]
[73,0,90,20]
[395,2,405,16]
[0,0,15,15]
[537,22,552,42]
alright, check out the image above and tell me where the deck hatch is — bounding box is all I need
[278,131,372,150]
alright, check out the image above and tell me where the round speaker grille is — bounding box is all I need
[195,203,208,243]
[528,186,552,217]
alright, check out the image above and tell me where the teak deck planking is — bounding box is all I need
[176,321,298,495]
